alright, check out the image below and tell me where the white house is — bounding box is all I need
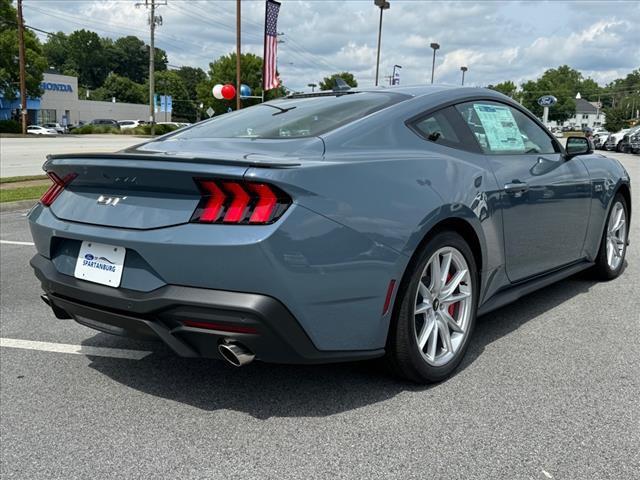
[547,93,605,130]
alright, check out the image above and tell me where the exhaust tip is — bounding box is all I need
[218,342,255,367]
[40,294,52,307]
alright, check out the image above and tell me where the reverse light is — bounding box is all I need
[191,178,291,225]
[40,172,77,207]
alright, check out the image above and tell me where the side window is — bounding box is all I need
[456,101,557,155]
[410,106,478,152]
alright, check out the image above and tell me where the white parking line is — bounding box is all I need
[0,338,151,360]
[0,240,35,246]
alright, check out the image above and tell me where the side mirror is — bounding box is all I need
[565,136,593,158]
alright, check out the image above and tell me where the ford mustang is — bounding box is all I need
[29,86,631,383]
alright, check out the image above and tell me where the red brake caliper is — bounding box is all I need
[446,273,457,317]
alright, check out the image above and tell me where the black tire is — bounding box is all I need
[593,193,629,280]
[386,230,479,383]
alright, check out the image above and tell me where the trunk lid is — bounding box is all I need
[43,136,322,229]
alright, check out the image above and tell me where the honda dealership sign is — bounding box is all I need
[41,82,73,93]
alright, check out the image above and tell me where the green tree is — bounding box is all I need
[0,0,47,100]
[196,52,285,116]
[148,70,190,120]
[92,73,145,104]
[603,105,627,132]
[519,65,601,123]
[151,46,168,72]
[42,31,69,72]
[65,29,111,89]
[318,72,358,91]
[176,66,207,122]
[487,80,517,98]
[111,36,148,83]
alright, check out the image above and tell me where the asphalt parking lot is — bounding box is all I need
[1,151,639,479]
[0,135,145,177]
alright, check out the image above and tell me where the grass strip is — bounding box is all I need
[0,185,48,203]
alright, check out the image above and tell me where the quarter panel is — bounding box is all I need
[579,154,631,259]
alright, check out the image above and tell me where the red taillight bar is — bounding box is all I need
[40,172,77,207]
[191,178,291,225]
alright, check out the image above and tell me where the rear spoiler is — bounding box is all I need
[46,152,302,169]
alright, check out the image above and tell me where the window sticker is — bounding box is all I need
[473,104,525,152]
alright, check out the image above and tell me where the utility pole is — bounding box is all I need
[16,0,27,134]
[137,0,166,135]
[236,0,241,110]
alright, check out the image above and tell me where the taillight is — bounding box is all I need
[190,178,291,224]
[40,172,77,207]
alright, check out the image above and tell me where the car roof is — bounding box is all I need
[287,84,493,100]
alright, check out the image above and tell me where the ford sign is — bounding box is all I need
[537,95,557,107]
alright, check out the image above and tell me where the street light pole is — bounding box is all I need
[460,66,468,86]
[430,42,440,84]
[374,0,390,87]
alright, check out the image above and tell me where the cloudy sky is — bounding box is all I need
[23,0,640,91]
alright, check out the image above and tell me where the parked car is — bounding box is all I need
[29,86,631,383]
[592,129,609,149]
[118,120,146,130]
[90,119,120,129]
[630,129,640,154]
[67,121,86,132]
[43,122,67,134]
[617,126,640,153]
[604,128,631,151]
[26,125,57,135]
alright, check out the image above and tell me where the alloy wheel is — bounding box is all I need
[413,247,473,367]
[606,201,627,271]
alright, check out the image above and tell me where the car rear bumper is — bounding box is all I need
[31,253,385,364]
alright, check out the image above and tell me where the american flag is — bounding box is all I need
[263,0,281,91]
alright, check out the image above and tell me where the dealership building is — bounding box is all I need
[0,71,161,125]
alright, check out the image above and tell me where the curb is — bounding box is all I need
[0,199,37,213]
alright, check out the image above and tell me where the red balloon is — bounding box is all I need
[221,84,236,100]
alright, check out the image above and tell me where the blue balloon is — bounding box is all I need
[240,84,252,98]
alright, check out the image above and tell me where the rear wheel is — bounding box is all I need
[593,194,628,280]
[387,231,478,383]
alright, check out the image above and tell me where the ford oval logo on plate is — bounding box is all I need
[538,95,557,107]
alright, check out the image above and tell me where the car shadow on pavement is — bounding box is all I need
[82,270,598,419]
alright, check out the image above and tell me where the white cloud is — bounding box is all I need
[23,0,640,91]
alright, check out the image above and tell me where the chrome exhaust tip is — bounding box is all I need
[218,342,255,367]
[40,294,52,307]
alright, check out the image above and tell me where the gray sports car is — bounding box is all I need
[29,86,631,383]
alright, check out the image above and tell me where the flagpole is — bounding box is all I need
[236,0,241,110]
[262,0,268,98]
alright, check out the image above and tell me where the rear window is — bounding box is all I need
[174,92,408,140]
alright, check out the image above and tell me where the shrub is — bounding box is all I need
[124,124,179,136]
[74,125,120,134]
[0,120,21,134]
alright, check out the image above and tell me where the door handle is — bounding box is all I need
[504,182,529,194]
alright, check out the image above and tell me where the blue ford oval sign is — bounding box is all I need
[537,95,557,107]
